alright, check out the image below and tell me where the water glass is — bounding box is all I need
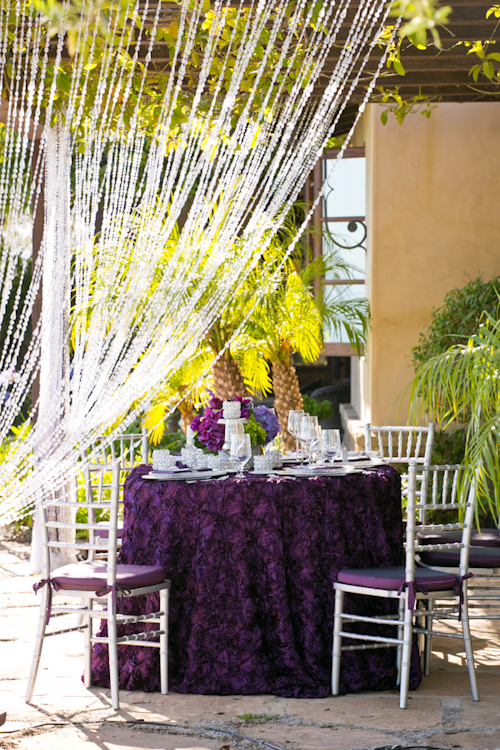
[323,429,341,465]
[230,433,251,478]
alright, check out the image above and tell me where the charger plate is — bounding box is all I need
[142,470,228,481]
[273,465,355,478]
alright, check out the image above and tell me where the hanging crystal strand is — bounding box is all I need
[31,123,73,573]
[2,0,398,523]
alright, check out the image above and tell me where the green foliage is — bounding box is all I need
[431,429,466,465]
[412,276,500,371]
[153,428,186,453]
[244,412,267,446]
[408,313,500,524]
[466,7,500,84]
[376,87,439,126]
[389,0,451,49]
[1,1,330,139]
[302,394,333,422]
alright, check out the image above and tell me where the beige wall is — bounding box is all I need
[362,102,500,425]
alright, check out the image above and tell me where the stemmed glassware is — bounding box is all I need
[299,415,320,467]
[230,433,252,478]
[287,409,304,456]
[323,429,341,465]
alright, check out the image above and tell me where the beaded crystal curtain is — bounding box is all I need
[0,0,393,529]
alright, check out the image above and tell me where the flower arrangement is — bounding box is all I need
[190,396,280,452]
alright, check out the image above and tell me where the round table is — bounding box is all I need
[91,463,421,697]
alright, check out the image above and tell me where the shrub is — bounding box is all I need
[412,276,500,370]
[302,394,333,421]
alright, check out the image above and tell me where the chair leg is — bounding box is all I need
[399,594,413,709]
[25,586,49,702]
[159,588,169,695]
[423,598,432,677]
[107,597,120,711]
[83,599,93,689]
[331,588,344,695]
[396,598,404,686]
[461,589,479,702]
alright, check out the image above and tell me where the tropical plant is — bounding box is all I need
[245,252,369,449]
[408,313,500,524]
[142,349,214,444]
[205,296,250,401]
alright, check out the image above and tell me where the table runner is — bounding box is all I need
[91,464,421,696]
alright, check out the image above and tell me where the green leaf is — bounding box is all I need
[393,59,405,76]
[483,60,495,79]
[380,110,388,125]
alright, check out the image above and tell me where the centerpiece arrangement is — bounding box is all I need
[190,396,280,452]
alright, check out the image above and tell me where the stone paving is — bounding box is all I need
[1,537,500,750]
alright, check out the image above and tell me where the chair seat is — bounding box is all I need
[51,561,167,592]
[419,546,500,568]
[95,523,124,539]
[417,528,500,548]
[337,565,458,591]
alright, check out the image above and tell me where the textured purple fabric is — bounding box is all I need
[52,561,167,591]
[417,529,500,548]
[419,546,500,568]
[337,565,457,590]
[91,464,422,697]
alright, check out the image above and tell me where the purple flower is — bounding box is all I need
[190,404,224,451]
[254,406,281,444]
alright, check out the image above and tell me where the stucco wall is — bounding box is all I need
[363,102,500,425]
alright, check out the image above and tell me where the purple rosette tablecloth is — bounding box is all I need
[91,464,421,696]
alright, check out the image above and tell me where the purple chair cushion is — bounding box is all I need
[51,561,167,592]
[337,565,457,591]
[417,529,500,548]
[94,528,124,539]
[419,546,500,568]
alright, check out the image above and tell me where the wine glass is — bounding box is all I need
[323,429,341,465]
[230,433,252,478]
[287,409,304,456]
[299,415,319,466]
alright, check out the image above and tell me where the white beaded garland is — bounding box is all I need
[0,0,395,549]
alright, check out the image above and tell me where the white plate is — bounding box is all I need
[150,466,186,474]
[142,470,228,481]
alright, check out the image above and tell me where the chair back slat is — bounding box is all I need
[365,423,434,464]
[40,462,121,576]
[80,429,149,469]
[407,461,477,577]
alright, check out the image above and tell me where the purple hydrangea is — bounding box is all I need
[191,403,225,451]
[254,405,281,444]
